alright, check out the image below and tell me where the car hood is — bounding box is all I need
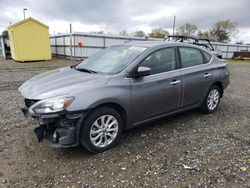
[19,66,111,100]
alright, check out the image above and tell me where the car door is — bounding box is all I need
[179,47,214,108]
[129,47,182,124]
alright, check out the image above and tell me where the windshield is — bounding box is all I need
[75,45,147,74]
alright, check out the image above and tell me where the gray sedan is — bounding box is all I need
[19,41,230,153]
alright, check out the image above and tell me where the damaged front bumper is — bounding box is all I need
[21,107,88,148]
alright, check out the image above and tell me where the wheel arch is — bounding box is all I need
[89,102,128,130]
[212,81,223,97]
[200,81,224,107]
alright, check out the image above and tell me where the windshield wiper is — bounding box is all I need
[75,67,97,74]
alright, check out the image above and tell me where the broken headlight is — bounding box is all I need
[29,96,75,115]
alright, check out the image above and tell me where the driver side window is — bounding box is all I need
[140,48,177,75]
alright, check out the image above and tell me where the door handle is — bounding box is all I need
[203,73,212,78]
[170,80,181,85]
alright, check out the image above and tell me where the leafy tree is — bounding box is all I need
[177,23,198,36]
[198,20,238,42]
[133,30,146,37]
[148,28,169,39]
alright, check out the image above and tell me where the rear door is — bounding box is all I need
[130,47,182,123]
[179,47,214,108]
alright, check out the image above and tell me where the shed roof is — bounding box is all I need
[8,17,49,29]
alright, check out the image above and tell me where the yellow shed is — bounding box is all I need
[8,17,51,62]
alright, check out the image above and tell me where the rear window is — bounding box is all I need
[179,47,204,68]
[203,51,212,63]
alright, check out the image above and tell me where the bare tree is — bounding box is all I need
[177,23,198,36]
[235,40,244,44]
[119,30,129,36]
[198,30,210,39]
[198,20,238,42]
[89,31,104,34]
[210,20,238,42]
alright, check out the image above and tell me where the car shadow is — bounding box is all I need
[58,108,204,159]
[120,109,203,146]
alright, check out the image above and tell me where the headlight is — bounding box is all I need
[29,96,75,115]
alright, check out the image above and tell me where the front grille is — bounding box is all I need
[24,98,39,108]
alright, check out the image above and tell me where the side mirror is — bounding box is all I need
[134,66,151,77]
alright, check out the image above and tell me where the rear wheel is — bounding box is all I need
[200,85,221,114]
[80,107,123,153]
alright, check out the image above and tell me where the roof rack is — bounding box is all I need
[164,35,214,51]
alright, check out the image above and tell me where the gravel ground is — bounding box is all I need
[0,56,249,188]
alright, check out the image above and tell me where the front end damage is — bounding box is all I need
[21,99,87,148]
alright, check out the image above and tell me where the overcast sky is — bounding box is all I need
[1,0,250,43]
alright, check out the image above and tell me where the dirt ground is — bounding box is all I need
[0,56,249,188]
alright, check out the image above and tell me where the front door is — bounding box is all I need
[130,47,182,124]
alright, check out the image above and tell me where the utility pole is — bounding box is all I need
[172,16,176,35]
[23,8,27,20]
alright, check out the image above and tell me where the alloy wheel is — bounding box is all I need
[207,89,219,111]
[89,115,119,148]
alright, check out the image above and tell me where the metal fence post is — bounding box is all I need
[226,45,229,59]
[55,36,57,55]
[103,36,106,48]
[63,35,65,56]
[73,33,76,59]
[70,24,73,62]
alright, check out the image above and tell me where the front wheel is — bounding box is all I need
[200,85,221,114]
[80,107,123,153]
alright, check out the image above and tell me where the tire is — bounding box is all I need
[80,107,123,153]
[200,85,221,114]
